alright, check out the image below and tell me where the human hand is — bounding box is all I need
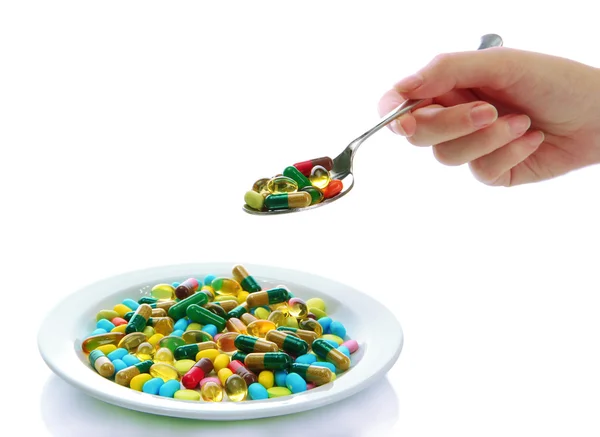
[378,47,600,186]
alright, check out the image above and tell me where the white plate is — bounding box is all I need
[37,262,403,420]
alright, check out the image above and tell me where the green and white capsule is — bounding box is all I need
[125,303,152,334]
[290,363,333,386]
[312,339,351,371]
[234,334,279,353]
[89,349,115,378]
[246,288,289,308]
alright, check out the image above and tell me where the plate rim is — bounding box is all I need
[37,261,404,420]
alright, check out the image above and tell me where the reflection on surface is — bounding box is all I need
[41,375,400,437]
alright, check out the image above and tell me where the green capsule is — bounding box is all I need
[168,292,209,320]
[300,186,324,205]
[312,338,351,371]
[283,166,311,189]
[234,335,278,353]
[204,302,228,319]
[125,304,152,334]
[138,296,158,304]
[244,352,292,371]
[264,192,311,210]
[186,304,226,332]
[232,265,262,293]
[265,330,308,355]
[232,351,248,363]
[266,176,298,194]
[182,330,213,344]
[290,363,332,386]
[227,303,248,319]
[173,341,218,360]
[246,288,290,308]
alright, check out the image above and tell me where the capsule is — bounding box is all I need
[150,308,167,318]
[168,292,209,320]
[216,332,240,353]
[81,332,125,353]
[158,335,186,352]
[246,320,276,338]
[240,313,258,325]
[211,278,242,297]
[231,351,247,363]
[149,363,179,382]
[182,330,213,344]
[309,165,331,189]
[311,338,351,371]
[298,319,324,337]
[252,177,270,194]
[115,360,153,386]
[199,285,215,301]
[151,283,175,301]
[89,350,115,378]
[287,298,308,318]
[138,296,158,305]
[290,363,333,386]
[125,304,152,334]
[135,342,155,361]
[175,278,199,300]
[245,190,265,211]
[283,166,311,189]
[182,358,214,389]
[117,332,147,352]
[276,327,319,345]
[293,156,333,176]
[266,176,298,194]
[266,330,308,355]
[154,347,175,364]
[232,265,262,293]
[225,317,248,334]
[151,300,177,312]
[300,186,324,205]
[228,360,258,386]
[201,381,224,402]
[267,310,286,327]
[234,335,278,353]
[225,374,248,402]
[244,352,293,371]
[246,288,289,308]
[186,304,226,332]
[174,341,218,360]
[227,303,248,319]
[264,192,311,210]
[322,179,343,199]
[214,299,239,312]
[150,317,174,336]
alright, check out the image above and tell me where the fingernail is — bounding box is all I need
[508,114,531,136]
[470,104,498,128]
[390,119,407,136]
[395,74,423,92]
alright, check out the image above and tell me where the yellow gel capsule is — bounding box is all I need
[118,332,147,352]
[151,308,168,318]
[195,348,221,362]
[174,359,196,375]
[321,334,344,345]
[267,176,298,194]
[211,278,242,297]
[113,304,133,318]
[267,387,292,398]
[154,347,175,364]
[252,177,270,194]
[270,302,289,315]
[96,344,117,355]
[148,333,164,347]
[237,291,250,304]
[267,310,286,327]
[186,322,202,332]
[174,389,201,401]
[225,374,248,402]
[306,298,326,312]
[284,316,299,328]
[214,354,231,373]
[299,319,323,337]
[135,342,155,361]
[150,363,179,382]
[152,317,174,336]
[111,325,127,333]
[130,373,153,391]
[258,371,274,389]
[287,298,308,318]
[309,165,331,189]
[201,381,224,402]
[254,307,271,320]
[246,320,277,338]
[151,283,176,301]
[218,368,233,386]
[143,326,155,338]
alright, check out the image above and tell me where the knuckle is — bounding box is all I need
[432,144,461,166]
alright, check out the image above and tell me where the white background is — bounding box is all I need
[2,1,600,436]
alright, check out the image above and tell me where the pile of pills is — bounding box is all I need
[244,156,343,212]
[81,265,360,402]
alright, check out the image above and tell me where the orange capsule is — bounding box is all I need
[226,318,248,335]
[322,179,342,199]
[216,332,240,353]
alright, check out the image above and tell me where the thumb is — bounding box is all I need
[394,47,524,99]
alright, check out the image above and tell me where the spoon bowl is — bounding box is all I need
[243,34,504,216]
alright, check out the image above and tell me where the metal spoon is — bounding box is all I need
[243,33,504,216]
